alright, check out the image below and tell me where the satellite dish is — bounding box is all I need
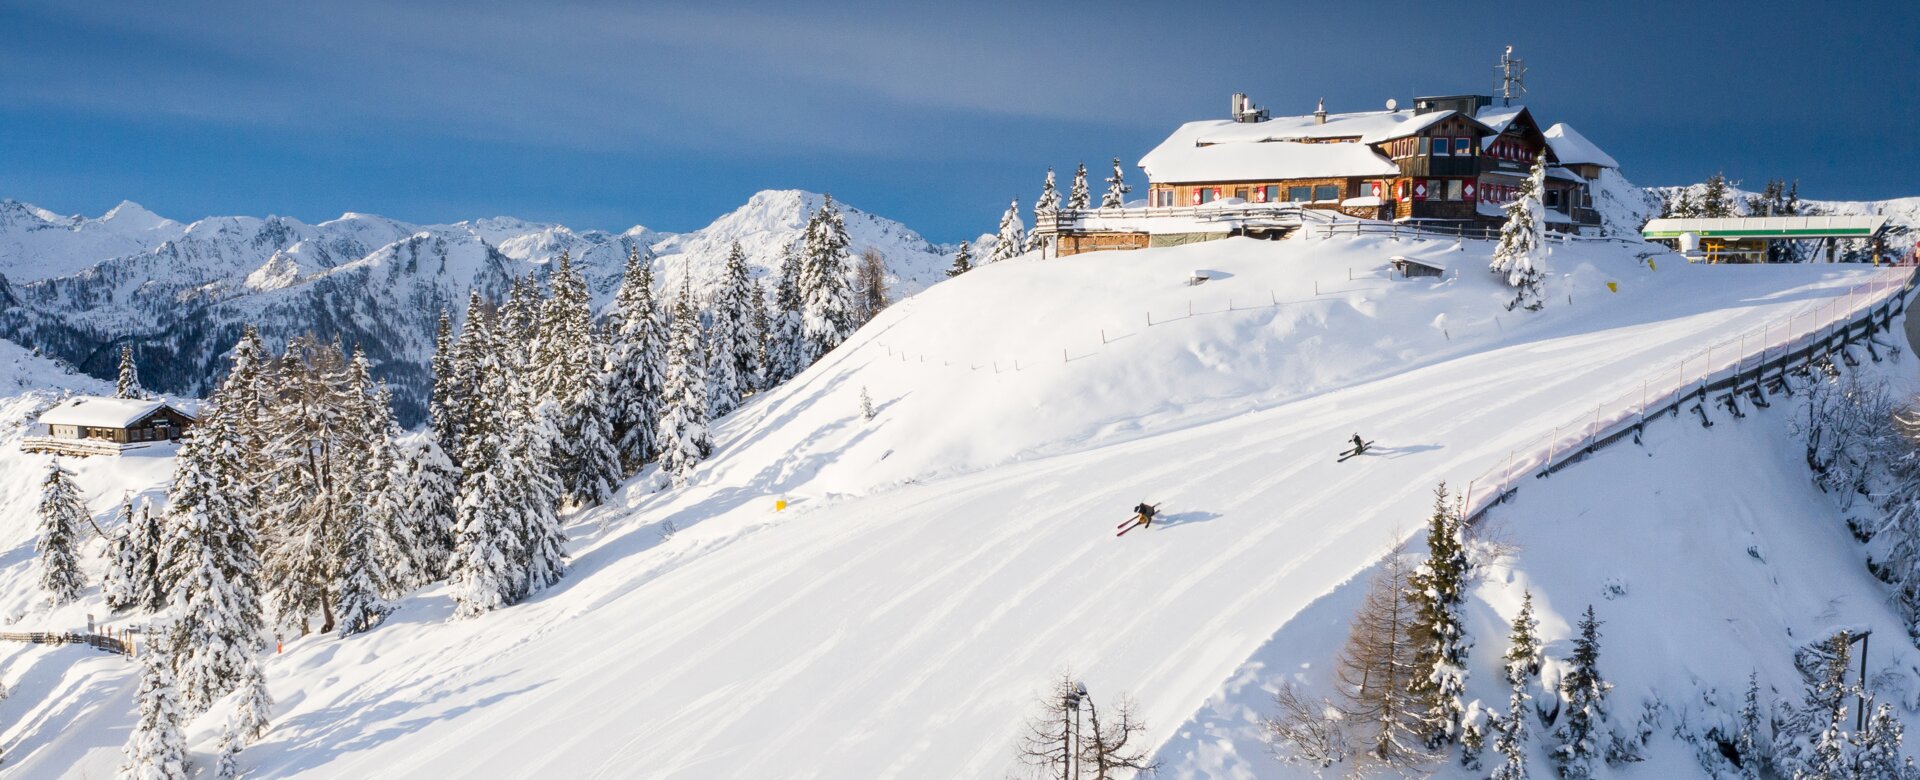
[1386,98,1399,112]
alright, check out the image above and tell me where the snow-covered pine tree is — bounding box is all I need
[750,279,773,392]
[160,409,268,715]
[117,344,146,399]
[1734,671,1768,779]
[1491,592,1541,780]
[131,500,166,613]
[449,309,522,618]
[605,247,669,473]
[1067,161,1091,210]
[1101,157,1131,209]
[532,252,621,507]
[35,458,88,605]
[397,430,459,582]
[332,364,397,636]
[258,337,353,636]
[430,306,462,465]
[656,274,714,488]
[1034,168,1060,221]
[119,632,189,780]
[766,241,808,387]
[220,326,277,488]
[990,198,1026,263]
[105,495,142,611]
[213,721,242,780]
[1701,172,1734,218]
[947,240,973,278]
[1491,152,1548,312]
[1408,483,1472,750]
[1854,701,1908,779]
[230,655,273,744]
[859,386,875,421]
[511,397,569,598]
[446,290,494,469]
[1777,632,1859,777]
[1551,605,1612,780]
[798,196,857,367]
[708,242,753,419]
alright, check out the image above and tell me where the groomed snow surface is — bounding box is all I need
[2,233,1914,778]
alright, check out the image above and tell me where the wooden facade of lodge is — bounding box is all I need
[1044,90,1620,257]
[23,396,196,456]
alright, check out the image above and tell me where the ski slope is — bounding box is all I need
[213,237,1907,779]
[3,234,1908,777]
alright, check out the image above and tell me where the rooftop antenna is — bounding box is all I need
[1497,45,1527,107]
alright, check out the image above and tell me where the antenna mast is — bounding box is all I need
[1497,45,1527,106]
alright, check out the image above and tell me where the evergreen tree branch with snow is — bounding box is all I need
[1101,157,1131,209]
[1067,161,1091,210]
[990,198,1025,263]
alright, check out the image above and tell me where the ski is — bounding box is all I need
[1116,503,1161,536]
[1336,440,1375,463]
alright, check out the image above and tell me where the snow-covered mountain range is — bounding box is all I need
[0,191,953,423]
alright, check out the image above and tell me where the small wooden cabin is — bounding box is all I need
[25,396,196,456]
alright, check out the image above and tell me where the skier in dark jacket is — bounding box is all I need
[1133,502,1158,528]
[1349,433,1366,453]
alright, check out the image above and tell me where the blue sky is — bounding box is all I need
[2,0,1915,241]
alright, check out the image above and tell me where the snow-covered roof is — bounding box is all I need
[1341,196,1384,208]
[1139,107,1499,184]
[1546,166,1587,183]
[1641,215,1890,238]
[36,396,184,428]
[1475,105,1528,134]
[1542,124,1619,169]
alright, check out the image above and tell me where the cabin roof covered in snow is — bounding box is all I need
[1641,215,1890,238]
[1140,107,1502,184]
[35,396,185,428]
[1543,123,1619,169]
[1475,105,1529,134]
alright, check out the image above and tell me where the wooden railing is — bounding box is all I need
[18,437,155,457]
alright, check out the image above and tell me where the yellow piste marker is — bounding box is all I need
[1649,259,1657,271]
[1607,282,1618,293]
[775,499,788,512]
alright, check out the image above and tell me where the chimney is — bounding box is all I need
[1231,93,1247,119]
[1230,93,1266,123]
[1314,97,1327,125]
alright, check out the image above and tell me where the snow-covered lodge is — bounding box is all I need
[22,396,195,456]
[1040,89,1622,257]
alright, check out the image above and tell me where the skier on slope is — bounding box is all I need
[1133,502,1158,528]
[1349,433,1366,453]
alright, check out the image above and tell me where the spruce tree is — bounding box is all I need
[230,656,273,744]
[161,410,267,715]
[35,458,88,605]
[131,500,166,613]
[947,240,973,278]
[707,242,753,418]
[450,310,520,618]
[1408,483,1472,749]
[1491,152,1548,311]
[1734,671,1768,780]
[1034,168,1060,220]
[991,198,1026,263]
[119,634,189,780]
[605,247,669,473]
[767,241,808,387]
[1491,592,1541,780]
[1701,172,1734,218]
[1067,161,1091,210]
[258,336,353,636]
[117,344,146,400]
[399,431,459,582]
[1778,632,1858,777]
[430,306,461,464]
[1855,701,1908,780]
[1551,606,1612,780]
[105,495,142,611]
[657,275,714,487]
[512,398,569,598]
[797,196,856,366]
[1101,157,1131,209]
